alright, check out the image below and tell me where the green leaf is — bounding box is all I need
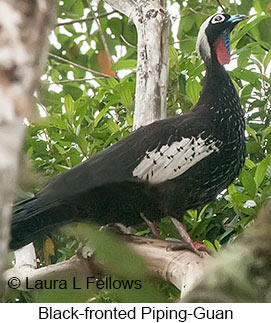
[186,209,198,221]
[231,16,267,45]
[126,113,133,127]
[214,240,221,251]
[94,108,109,127]
[231,78,240,92]
[244,158,256,169]
[50,69,60,82]
[258,17,271,44]
[233,68,258,83]
[182,15,195,33]
[246,141,262,154]
[48,115,68,130]
[64,94,74,115]
[241,84,253,99]
[185,78,201,104]
[107,77,119,88]
[254,155,270,188]
[76,132,88,154]
[118,86,133,106]
[240,170,257,197]
[54,144,66,155]
[67,148,83,166]
[198,204,209,221]
[203,240,216,253]
[169,45,178,68]
[228,183,237,195]
[231,192,251,205]
[111,59,137,71]
[95,88,106,102]
[54,164,70,173]
[27,146,33,157]
[63,84,83,101]
[240,206,256,217]
[246,125,258,141]
[263,50,271,71]
[66,224,148,278]
[239,0,254,15]
[263,126,271,140]
[107,119,120,133]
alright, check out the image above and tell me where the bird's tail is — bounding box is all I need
[10,196,73,250]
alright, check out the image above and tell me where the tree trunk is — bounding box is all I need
[0,0,56,296]
[105,0,169,129]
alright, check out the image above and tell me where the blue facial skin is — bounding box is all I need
[223,14,247,53]
[222,32,230,52]
[227,14,247,24]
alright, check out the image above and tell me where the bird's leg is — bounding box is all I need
[139,213,211,255]
[170,217,212,256]
[140,212,162,239]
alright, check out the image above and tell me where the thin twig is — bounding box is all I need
[120,34,136,48]
[36,95,48,116]
[88,2,114,67]
[188,8,209,16]
[216,0,226,13]
[55,11,117,27]
[48,53,110,78]
[42,78,97,85]
[233,0,239,13]
[245,33,270,52]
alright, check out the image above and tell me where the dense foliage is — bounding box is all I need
[9,0,271,302]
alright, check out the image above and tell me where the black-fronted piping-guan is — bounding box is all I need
[10,13,247,251]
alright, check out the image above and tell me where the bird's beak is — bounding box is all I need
[227,14,248,24]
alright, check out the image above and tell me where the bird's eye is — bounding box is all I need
[211,14,225,24]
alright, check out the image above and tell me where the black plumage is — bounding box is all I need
[11,13,247,250]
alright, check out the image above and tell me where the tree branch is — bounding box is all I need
[103,1,137,19]
[48,53,111,78]
[43,78,97,85]
[5,205,271,301]
[4,235,209,299]
[55,11,117,27]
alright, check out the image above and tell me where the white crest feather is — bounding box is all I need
[196,15,214,62]
[133,136,221,184]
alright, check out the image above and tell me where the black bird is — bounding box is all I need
[11,13,247,250]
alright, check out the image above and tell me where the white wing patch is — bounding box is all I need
[132,136,221,184]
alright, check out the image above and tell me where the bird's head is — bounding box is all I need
[196,13,247,66]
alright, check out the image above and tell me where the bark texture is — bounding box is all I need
[106,0,169,129]
[4,234,208,299]
[0,0,56,295]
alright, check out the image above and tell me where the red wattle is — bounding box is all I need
[213,36,230,65]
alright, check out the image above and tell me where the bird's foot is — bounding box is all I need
[170,217,212,256]
[140,212,162,239]
[140,213,211,256]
